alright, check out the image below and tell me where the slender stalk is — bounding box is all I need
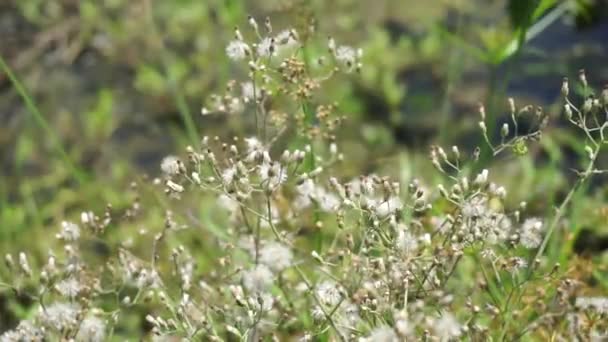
[0,55,87,184]
[143,0,199,146]
[529,146,599,274]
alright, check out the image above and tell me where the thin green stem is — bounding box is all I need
[527,144,600,279]
[0,55,87,184]
[144,0,199,146]
[166,64,200,146]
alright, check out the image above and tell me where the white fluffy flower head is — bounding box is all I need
[259,242,293,272]
[76,316,106,342]
[38,302,81,332]
[361,326,398,342]
[55,277,83,299]
[242,265,274,293]
[226,40,250,60]
[57,221,80,241]
[315,280,342,307]
[520,218,543,249]
[160,155,181,175]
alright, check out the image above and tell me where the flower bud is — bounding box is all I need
[500,123,509,138]
[247,15,258,31]
[474,169,489,186]
[461,177,469,192]
[561,77,569,97]
[579,69,587,88]
[192,172,201,184]
[234,27,243,41]
[452,146,460,160]
[328,37,336,53]
[583,98,593,113]
[478,104,486,121]
[505,99,514,115]
[4,254,14,269]
[19,252,31,277]
[495,186,507,199]
[437,147,448,162]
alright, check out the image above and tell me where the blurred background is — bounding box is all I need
[1,0,607,333]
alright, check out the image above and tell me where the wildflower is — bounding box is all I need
[335,46,356,68]
[561,77,569,97]
[315,280,342,307]
[575,297,608,314]
[296,178,316,198]
[134,269,161,289]
[394,312,412,337]
[0,321,43,341]
[317,192,341,212]
[396,230,418,255]
[311,306,326,322]
[57,221,80,241]
[433,311,461,340]
[520,218,543,249]
[509,257,528,271]
[473,169,489,186]
[274,30,298,55]
[161,155,181,175]
[227,97,244,114]
[217,194,239,212]
[501,123,509,138]
[221,166,237,184]
[226,40,250,61]
[18,252,31,276]
[38,302,81,332]
[339,300,360,327]
[251,292,275,312]
[166,180,184,193]
[259,161,287,189]
[81,211,94,224]
[489,215,512,243]
[242,265,274,293]
[76,316,106,342]
[259,242,293,272]
[55,277,83,299]
[361,326,398,342]
[328,37,336,53]
[257,37,275,58]
[494,186,507,198]
[372,196,403,217]
[4,254,13,270]
[275,30,297,46]
[241,82,258,103]
[179,260,195,291]
[191,172,201,184]
[244,137,263,159]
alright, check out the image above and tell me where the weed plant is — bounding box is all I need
[1,17,607,341]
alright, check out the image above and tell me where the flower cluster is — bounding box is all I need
[1,18,607,342]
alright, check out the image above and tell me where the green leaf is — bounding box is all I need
[436,26,490,64]
[135,64,167,94]
[532,0,559,20]
[84,89,114,139]
[508,0,541,29]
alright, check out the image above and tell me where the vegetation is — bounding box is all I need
[1,1,607,340]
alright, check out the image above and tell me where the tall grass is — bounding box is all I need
[0,55,87,184]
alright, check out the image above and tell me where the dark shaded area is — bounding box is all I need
[574,228,608,256]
